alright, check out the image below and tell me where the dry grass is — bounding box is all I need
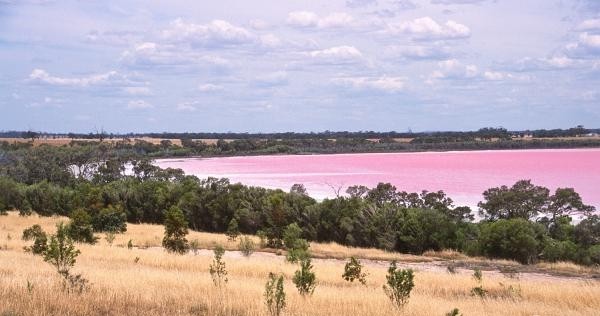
[2,212,600,316]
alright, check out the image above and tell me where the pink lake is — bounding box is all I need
[156,149,600,209]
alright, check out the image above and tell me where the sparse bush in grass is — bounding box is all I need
[190,239,199,255]
[265,273,286,316]
[44,222,88,293]
[226,218,240,241]
[257,230,268,248]
[342,257,367,285]
[209,245,228,287]
[22,224,47,255]
[293,258,316,296]
[383,261,414,309]
[127,239,133,249]
[283,223,303,250]
[239,236,256,257]
[499,266,520,279]
[105,232,115,246]
[67,209,97,244]
[471,268,487,297]
[446,308,462,316]
[446,262,458,274]
[162,206,189,254]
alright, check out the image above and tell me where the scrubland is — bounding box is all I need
[1,212,600,316]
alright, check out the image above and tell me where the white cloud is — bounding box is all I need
[198,83,223,92]
[565,33,600,57]
[176,102,197,112]
[120,42,230,68]
[287,11,355,29]
[123,87,152,96]
[431,59,478,79]
[387,44,451,59]
[259,34,282,48]
[254,71,289,87]
[386,17,470,40]
[127,100,153,109]
[512,55,581,71]
[576,19,600,31]
[308,46,363,63]
[431,0,487,4]
[333,76,406,92]
[28,69,129,87]
[483,71,530,81]
[248,19,269,30]
[161,19,254,47]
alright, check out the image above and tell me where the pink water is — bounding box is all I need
[156,149,600,209]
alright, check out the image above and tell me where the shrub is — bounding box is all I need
[265,273,286,316]
[226,218,240,241]
[342,257,367,285]
[22,224,48,255]
[383,261,414,309]
[209,245,228,287]
[478,218,543,264]
[285,239,310,263]
[446,308,462,316]
[283,223,303,250]
[293,258,316,296]
[44,223,88,293]
[542,239,578,262]
[162,206,189,254]
[92,206,127,233]
[239,236,256,257]
[67,209,97,244]
[105,232,115,246]
[471,268,487,297]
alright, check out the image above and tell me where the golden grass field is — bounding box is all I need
[1,212,600,316]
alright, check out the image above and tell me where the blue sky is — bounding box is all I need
[0,0,599,133]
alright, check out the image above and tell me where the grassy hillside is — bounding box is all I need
[1,212,600,316]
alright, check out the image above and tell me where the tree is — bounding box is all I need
[162,206,189,254]
[265,273,286,316]
[383,261,414,309]
[546,188,595,223]
[292,258,316,296]
[342,257,367,285]
[91,205,127,233]
[478,218,543,264]
[22,224,47,255]
[209,245,228,287]
[478,180,550,220]
[44,222,88,293]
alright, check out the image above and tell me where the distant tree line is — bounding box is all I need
[1,143,599,265]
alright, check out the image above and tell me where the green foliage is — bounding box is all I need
[283,223,303,249]
[264,273,286,316]
[91,205,127,233]
[22,224,48,255]
[162,206,189,254]
[478,180,550,220]
[238,236,256,257]
[478,218,543,264]
[67,209,97,244]
[293,258,316,296]
[342,257,367,285]
[471,268,487,297]
[285,239,310,263]
[209,245,228,287]
[0,177,26,213]
[383,261,414,309]
[226,218,240,241]
[542,239,578,262]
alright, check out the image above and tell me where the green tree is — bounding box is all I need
[22,224,48,255]
[162,206,189,254]
[383,261,414,309]
[43,222,88,293]
[91,205,127,233]
[292,258,316,296]
[478,180,550,220]
[478,218,543,264]
[264,273,286,316]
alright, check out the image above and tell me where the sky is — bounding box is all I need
[0,0,599,133]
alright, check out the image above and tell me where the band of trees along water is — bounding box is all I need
[1,140,599,266]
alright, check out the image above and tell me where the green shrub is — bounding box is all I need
[264,273,286,316]
[283,223,303,249]
[293,258,316,296]
[43,222,88,293]
[67,209,97,244]
[22,224,47,255]
[471,268,487,297]
[342,257,367,285]
[239,236,256,257]
[383,261,414,309]
[542,239,578,262]
[285,238,310,263]
[446,308,462,316]
[209,245,228,287]
[226,218,240,241]
[92,206,127,233]
[162,206,189,254]
[478,218,543,264]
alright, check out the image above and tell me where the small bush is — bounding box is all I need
[43,222,88,293]
[239,236,256,257]
[67,209,97,244]
[293,258,316,296]
[383,261,414,309]
[162,206,189,254]
[342,257,367,285]
[22,225,47,255]
[265,273,286,316]
[209,245,228,287]
[285,239,310,263]
[446,308,462,316]
[92,206,127,233]
[226,218,240,241]
[471,268,487,297]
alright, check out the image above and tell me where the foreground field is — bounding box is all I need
[1,213,600,316]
